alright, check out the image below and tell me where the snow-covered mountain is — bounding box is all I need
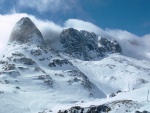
[9,17,46,46]
[60,28,122,60]
[0,17,150,113]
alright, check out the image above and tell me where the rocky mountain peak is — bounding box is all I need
[60,28,122,60]
[8,17,46,46]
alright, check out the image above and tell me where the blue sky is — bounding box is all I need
[0,0,150,36]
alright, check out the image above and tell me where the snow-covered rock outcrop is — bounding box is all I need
[9,17,46,46]
[60,28,122,60]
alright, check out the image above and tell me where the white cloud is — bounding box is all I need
[0,13,150,60]
[64,19,150,60]
[0,14,23,52]
[18,0,77,13]
[0,13,62,52]
[27,15,62,41]
[64,19,104,35]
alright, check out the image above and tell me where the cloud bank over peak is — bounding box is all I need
[64,19,150,60]
[64,19,104,34]
[0,13,62,51]
[0,13,150,60]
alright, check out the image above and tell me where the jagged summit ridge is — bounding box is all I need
[9,17,46,45]
[60,28,122,60]
[8,17,122,61]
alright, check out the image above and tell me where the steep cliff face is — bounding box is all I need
[60,28,122,60]
[9,17,46,46]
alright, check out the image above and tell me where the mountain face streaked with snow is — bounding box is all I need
[60,28,122,60]
[0,17,150,113]
[9,17,46,46]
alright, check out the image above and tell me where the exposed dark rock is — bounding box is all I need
[55,73,64,77]
[34,67,43,71]
[37,75,53,87]
[143,111,148,113]
[31,49,42,56]
[21,58,35,65]
[60,28,122,60]
[58,100,143,113]
[116,90,121,94]
[39,57,45,61]
[4,80,9,84]
[99,37,122,53]
[67,70,92,90]
[135,111,149,113]
[107,92,116,98]
[17,57,36,65]
[12,52,25,57]
[18,67,29,71]
[58,104,111,113]
[15,86,21,89]
[9,17,46,46]
[3,64,15,71]
[48,59,72,67]
[0,91,4,94]
[135,111,141,113]
[0,60,7,64]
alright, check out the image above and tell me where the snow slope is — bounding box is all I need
[0,17,150,113]
[0,41,106,113]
